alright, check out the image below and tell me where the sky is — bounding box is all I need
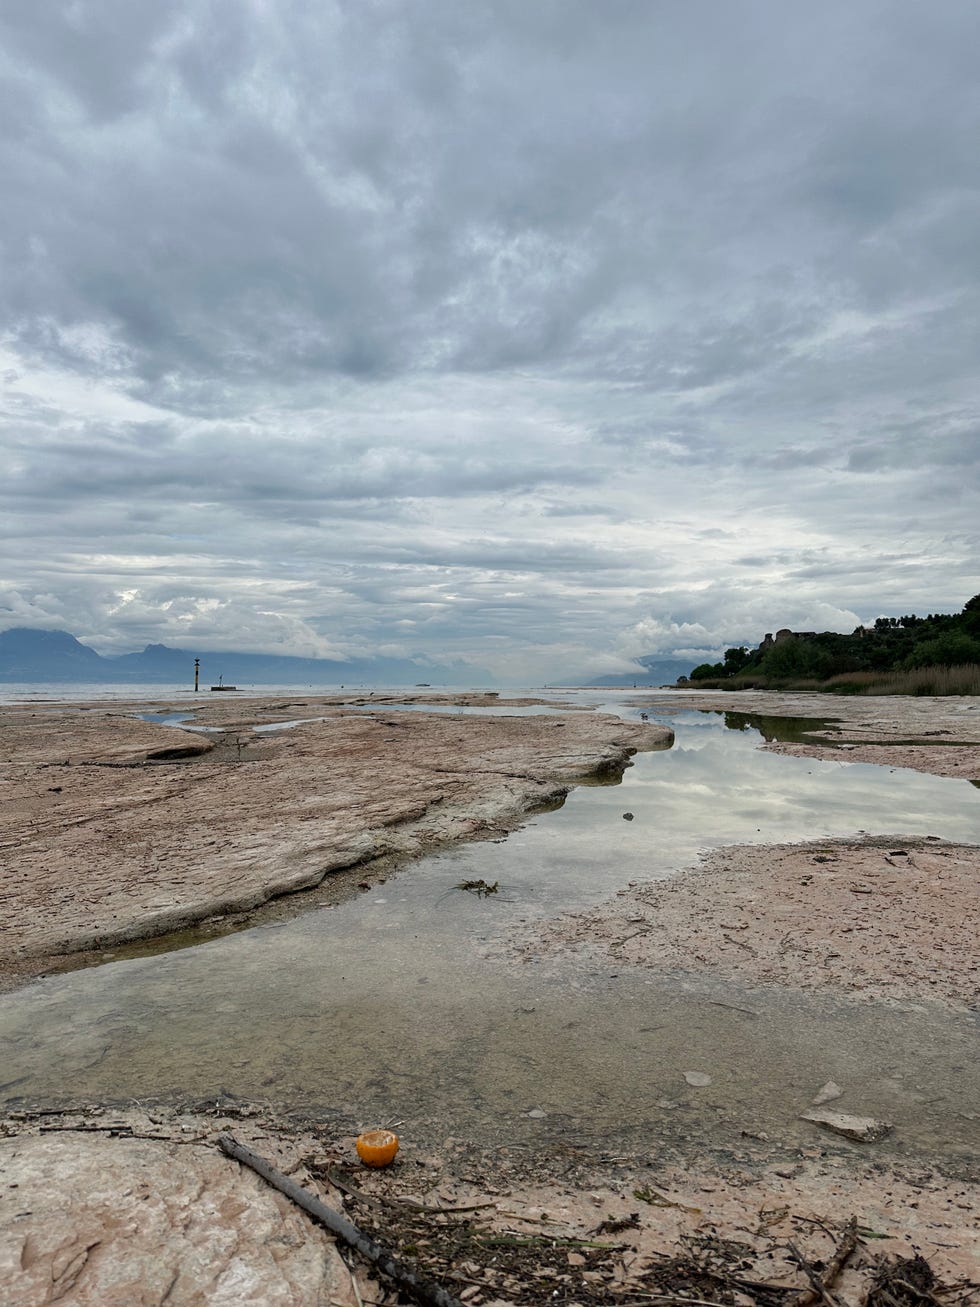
[1,1,978,683]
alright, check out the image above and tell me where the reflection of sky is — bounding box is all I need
[481,709,980,908]
[2,709,978,1150]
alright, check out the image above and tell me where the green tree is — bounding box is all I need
[723,646,750,674]
[690,661,724,681]
[759,638,831,679]
[903,632,980,668]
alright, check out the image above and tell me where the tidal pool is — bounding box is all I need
[3,704,979,1168]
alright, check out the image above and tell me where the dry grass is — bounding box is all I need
[824,663,980,696]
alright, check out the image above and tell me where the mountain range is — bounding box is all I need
[0,628,484,687]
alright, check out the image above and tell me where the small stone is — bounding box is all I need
[527,1108,546,1119]
[684,1071,712,1088]
[622,812,634,820]
[811,1081,844,1106]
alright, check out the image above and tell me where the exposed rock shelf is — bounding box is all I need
[0,695,671,988]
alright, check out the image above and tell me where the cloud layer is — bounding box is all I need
[2,1,978,679]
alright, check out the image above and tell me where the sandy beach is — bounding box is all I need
[2,689,978,1305]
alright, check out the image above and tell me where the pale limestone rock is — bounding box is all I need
[799,1109,893,1142]
[1,699,672,984]
[0,1134,357,1306]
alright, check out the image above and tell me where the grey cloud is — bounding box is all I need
[5,0,973,392]
[745,446,837,472]
[2,2,980,676]
[541,502,616,518]
[0,1,176,119]
[848,429,980,473]
[0,410,600,518]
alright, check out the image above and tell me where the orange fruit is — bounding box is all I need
[355,1128,399,1168]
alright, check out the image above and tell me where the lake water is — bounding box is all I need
[0,681,567,706]
[2,698,978,1169]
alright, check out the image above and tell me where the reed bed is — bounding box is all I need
[691,663,980,696]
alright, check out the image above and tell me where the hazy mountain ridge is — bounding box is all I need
[0,628,483,686]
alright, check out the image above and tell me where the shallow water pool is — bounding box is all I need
[2,705,978,1167]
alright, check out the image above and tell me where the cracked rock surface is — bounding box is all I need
[0,694,670,989]
[0,1131,356,1306]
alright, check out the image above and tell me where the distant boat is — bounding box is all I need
[210,676,239,692]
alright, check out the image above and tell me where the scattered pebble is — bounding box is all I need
[811,1081,844,1106]
[684,1071,712,1088]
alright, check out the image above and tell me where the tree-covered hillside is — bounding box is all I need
[686,595,980,693]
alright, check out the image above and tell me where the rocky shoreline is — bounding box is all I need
[639,686,980,779]
[523,833,980,1012]
[3,1098,978,1306]
[2,689,978,1304]
[0,693,670,990]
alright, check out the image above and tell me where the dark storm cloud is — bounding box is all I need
[2,1,979,674]
[1,0,969,394]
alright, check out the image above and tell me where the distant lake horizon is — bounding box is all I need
[0,681,599,706]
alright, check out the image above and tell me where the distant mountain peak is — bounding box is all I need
[0,626,101,655]
[2,625,79,642]
[0,625,486,685]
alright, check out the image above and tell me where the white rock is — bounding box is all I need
[683,1071,712,1088]
[0,1134,356,1306]
[799,1109,893,1142]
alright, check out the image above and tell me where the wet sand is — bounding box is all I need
[519,689,980,1010]
[524,834,980,1011]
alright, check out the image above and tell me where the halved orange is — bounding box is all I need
[355,1128,399,1168]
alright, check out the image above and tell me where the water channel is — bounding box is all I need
[2,700,978,1169]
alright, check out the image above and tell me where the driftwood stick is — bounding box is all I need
[785,1216,859,1307]
[217,1134,465,1307]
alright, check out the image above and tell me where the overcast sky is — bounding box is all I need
[1,1,978,682]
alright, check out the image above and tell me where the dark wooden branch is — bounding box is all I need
[216,1134,465,1307]
[786,1216,859,1307]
